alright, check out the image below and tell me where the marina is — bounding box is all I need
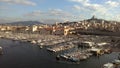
[0,38,119,68]
[0,31,120,68]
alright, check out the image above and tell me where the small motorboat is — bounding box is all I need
[0,46,3,55]
[112,59,120,65]
[103,63,115,68]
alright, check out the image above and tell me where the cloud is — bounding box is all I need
[25,10,43,16]
[25,9,73,18]
[0,0,36,6]
[85,4,102,11]
[69,0,90,7]
[0,6,9,10]
[69,0,108,17]
[19,9,74,23]
[73,5,81,10]
[49,9,73,17]
[70,0,89,4]
[49,9,64,16]
[70,0,105,11]
[105,1,119,7]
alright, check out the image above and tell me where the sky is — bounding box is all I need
[0,0,120,24]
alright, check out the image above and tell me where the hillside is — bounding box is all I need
[1,21,44,26]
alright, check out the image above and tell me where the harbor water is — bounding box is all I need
[0,38,119,68]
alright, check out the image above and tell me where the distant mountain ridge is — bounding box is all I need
[1,21,45,26]
[1,16,120,26]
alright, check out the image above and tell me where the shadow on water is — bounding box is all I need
[0,38,119,68]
